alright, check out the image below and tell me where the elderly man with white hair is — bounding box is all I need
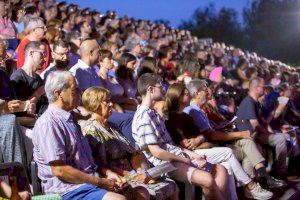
[16,17,51,72]
[32,71,126,200]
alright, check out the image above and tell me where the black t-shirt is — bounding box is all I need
[10,69,44,100]
[236,95,261,133]
[165,112,201,145]
[10,69,48,115]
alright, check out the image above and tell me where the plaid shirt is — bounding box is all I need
[32,104,98,195]
[132,105,186,166]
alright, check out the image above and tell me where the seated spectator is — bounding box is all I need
[237,77,300,178]
[32,71,126,200]
[116,53,137,98]
[164,83,273,200]
[11,4,25,39]
[40,40,69,80]
[16,17,51,73]
[0,38,35,168]
[184,79,285,188]
[45,26,62,49]
[11,41,48,125]
[132,73,228,200]
[69,38,103,91]
[0,0,17,49]
[81,86,179,200]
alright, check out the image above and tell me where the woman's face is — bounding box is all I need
[126,59,137,70]
[180,88,191,107]
[100,97,113,119]
[101,57,114,70]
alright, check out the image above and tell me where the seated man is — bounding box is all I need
[32,71,125,200]
[10,41,48,126]
[132,73,228,200]
[183,79,285,188]
[237,77,300,178]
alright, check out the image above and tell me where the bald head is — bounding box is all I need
[80,39,99,57]
[79,39,100,65]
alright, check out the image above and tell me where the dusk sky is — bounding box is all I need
[66,0,252,27]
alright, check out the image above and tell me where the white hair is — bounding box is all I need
[45,71,73,103]
[186,79,207,98]
[25,17,44,33]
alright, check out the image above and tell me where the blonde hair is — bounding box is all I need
[82,86,111,113]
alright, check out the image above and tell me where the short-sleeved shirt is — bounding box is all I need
[69,59,103,91]
[32,104,98,195]
[236,95,259,133]
[165,112,200,145]
[132,105,187,166]
[10,69,43,100]
[183,102,212,132]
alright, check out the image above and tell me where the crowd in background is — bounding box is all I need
[1,0,300,199]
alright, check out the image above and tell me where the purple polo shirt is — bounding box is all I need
[32,104,98,195]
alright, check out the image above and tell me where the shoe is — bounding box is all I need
[258,176,287,189]
[244,182,273,200]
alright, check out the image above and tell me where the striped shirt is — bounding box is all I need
[132,105,186,166]
[32,104,98,195]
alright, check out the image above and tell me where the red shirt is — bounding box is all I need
[16,38,51,73]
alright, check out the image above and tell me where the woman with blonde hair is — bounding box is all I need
[81,86,179,200]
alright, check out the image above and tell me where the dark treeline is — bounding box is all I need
[179,0,300,65]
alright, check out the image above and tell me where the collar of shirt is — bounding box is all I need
[77,59,91,70]
[189,101,201,111]
[48,104,72,121]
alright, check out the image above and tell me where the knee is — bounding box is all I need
[215,164,228,176]
[202,174,216,189]
[130,186,150,200]
[223,147,233,157]
[115,196,127,200]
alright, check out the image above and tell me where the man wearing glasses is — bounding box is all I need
[16,17,51,73]
[40,40,70,80]
[10,41,47,127]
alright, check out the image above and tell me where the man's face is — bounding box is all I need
[60,76,81,111]
[197,87,208,106]
[82,22,92,34]
[150,82,164,101]
[53,46,69,68]
[31,45,46,71]
[256,81,265,97]
[34,21,46,40]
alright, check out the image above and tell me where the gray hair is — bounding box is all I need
[45,71,73,103]
[186,79,207,98]
[25,17,44,33]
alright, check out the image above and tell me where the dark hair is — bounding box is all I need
[158,45,171,59]
[137,73,162,96]
[165,83,186,114]
[25,6,38,15]
[236,57,248,69]
[137,57,158,78]
[116,53,136,80]
[11,4,24,22]
[99,49,113,62]
[53,40,69,52]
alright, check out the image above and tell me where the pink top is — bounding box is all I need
[0,16,16,39]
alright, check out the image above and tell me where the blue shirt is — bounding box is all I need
[69,59,103,91]
[32,104,98,195]
[183,101,212,132]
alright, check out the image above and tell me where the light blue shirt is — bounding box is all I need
[69,59,103,91]
[183,101,212,132]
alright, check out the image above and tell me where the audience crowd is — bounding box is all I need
[1,0,300,199]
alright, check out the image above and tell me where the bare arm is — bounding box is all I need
[148,144,190,164]
[204,129,251,141]
[250,119,271,134]
[50,160,117,190]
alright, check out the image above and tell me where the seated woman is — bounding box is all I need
[81,86,178,200]
[163,83,274,200]
[97,50,137,111]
